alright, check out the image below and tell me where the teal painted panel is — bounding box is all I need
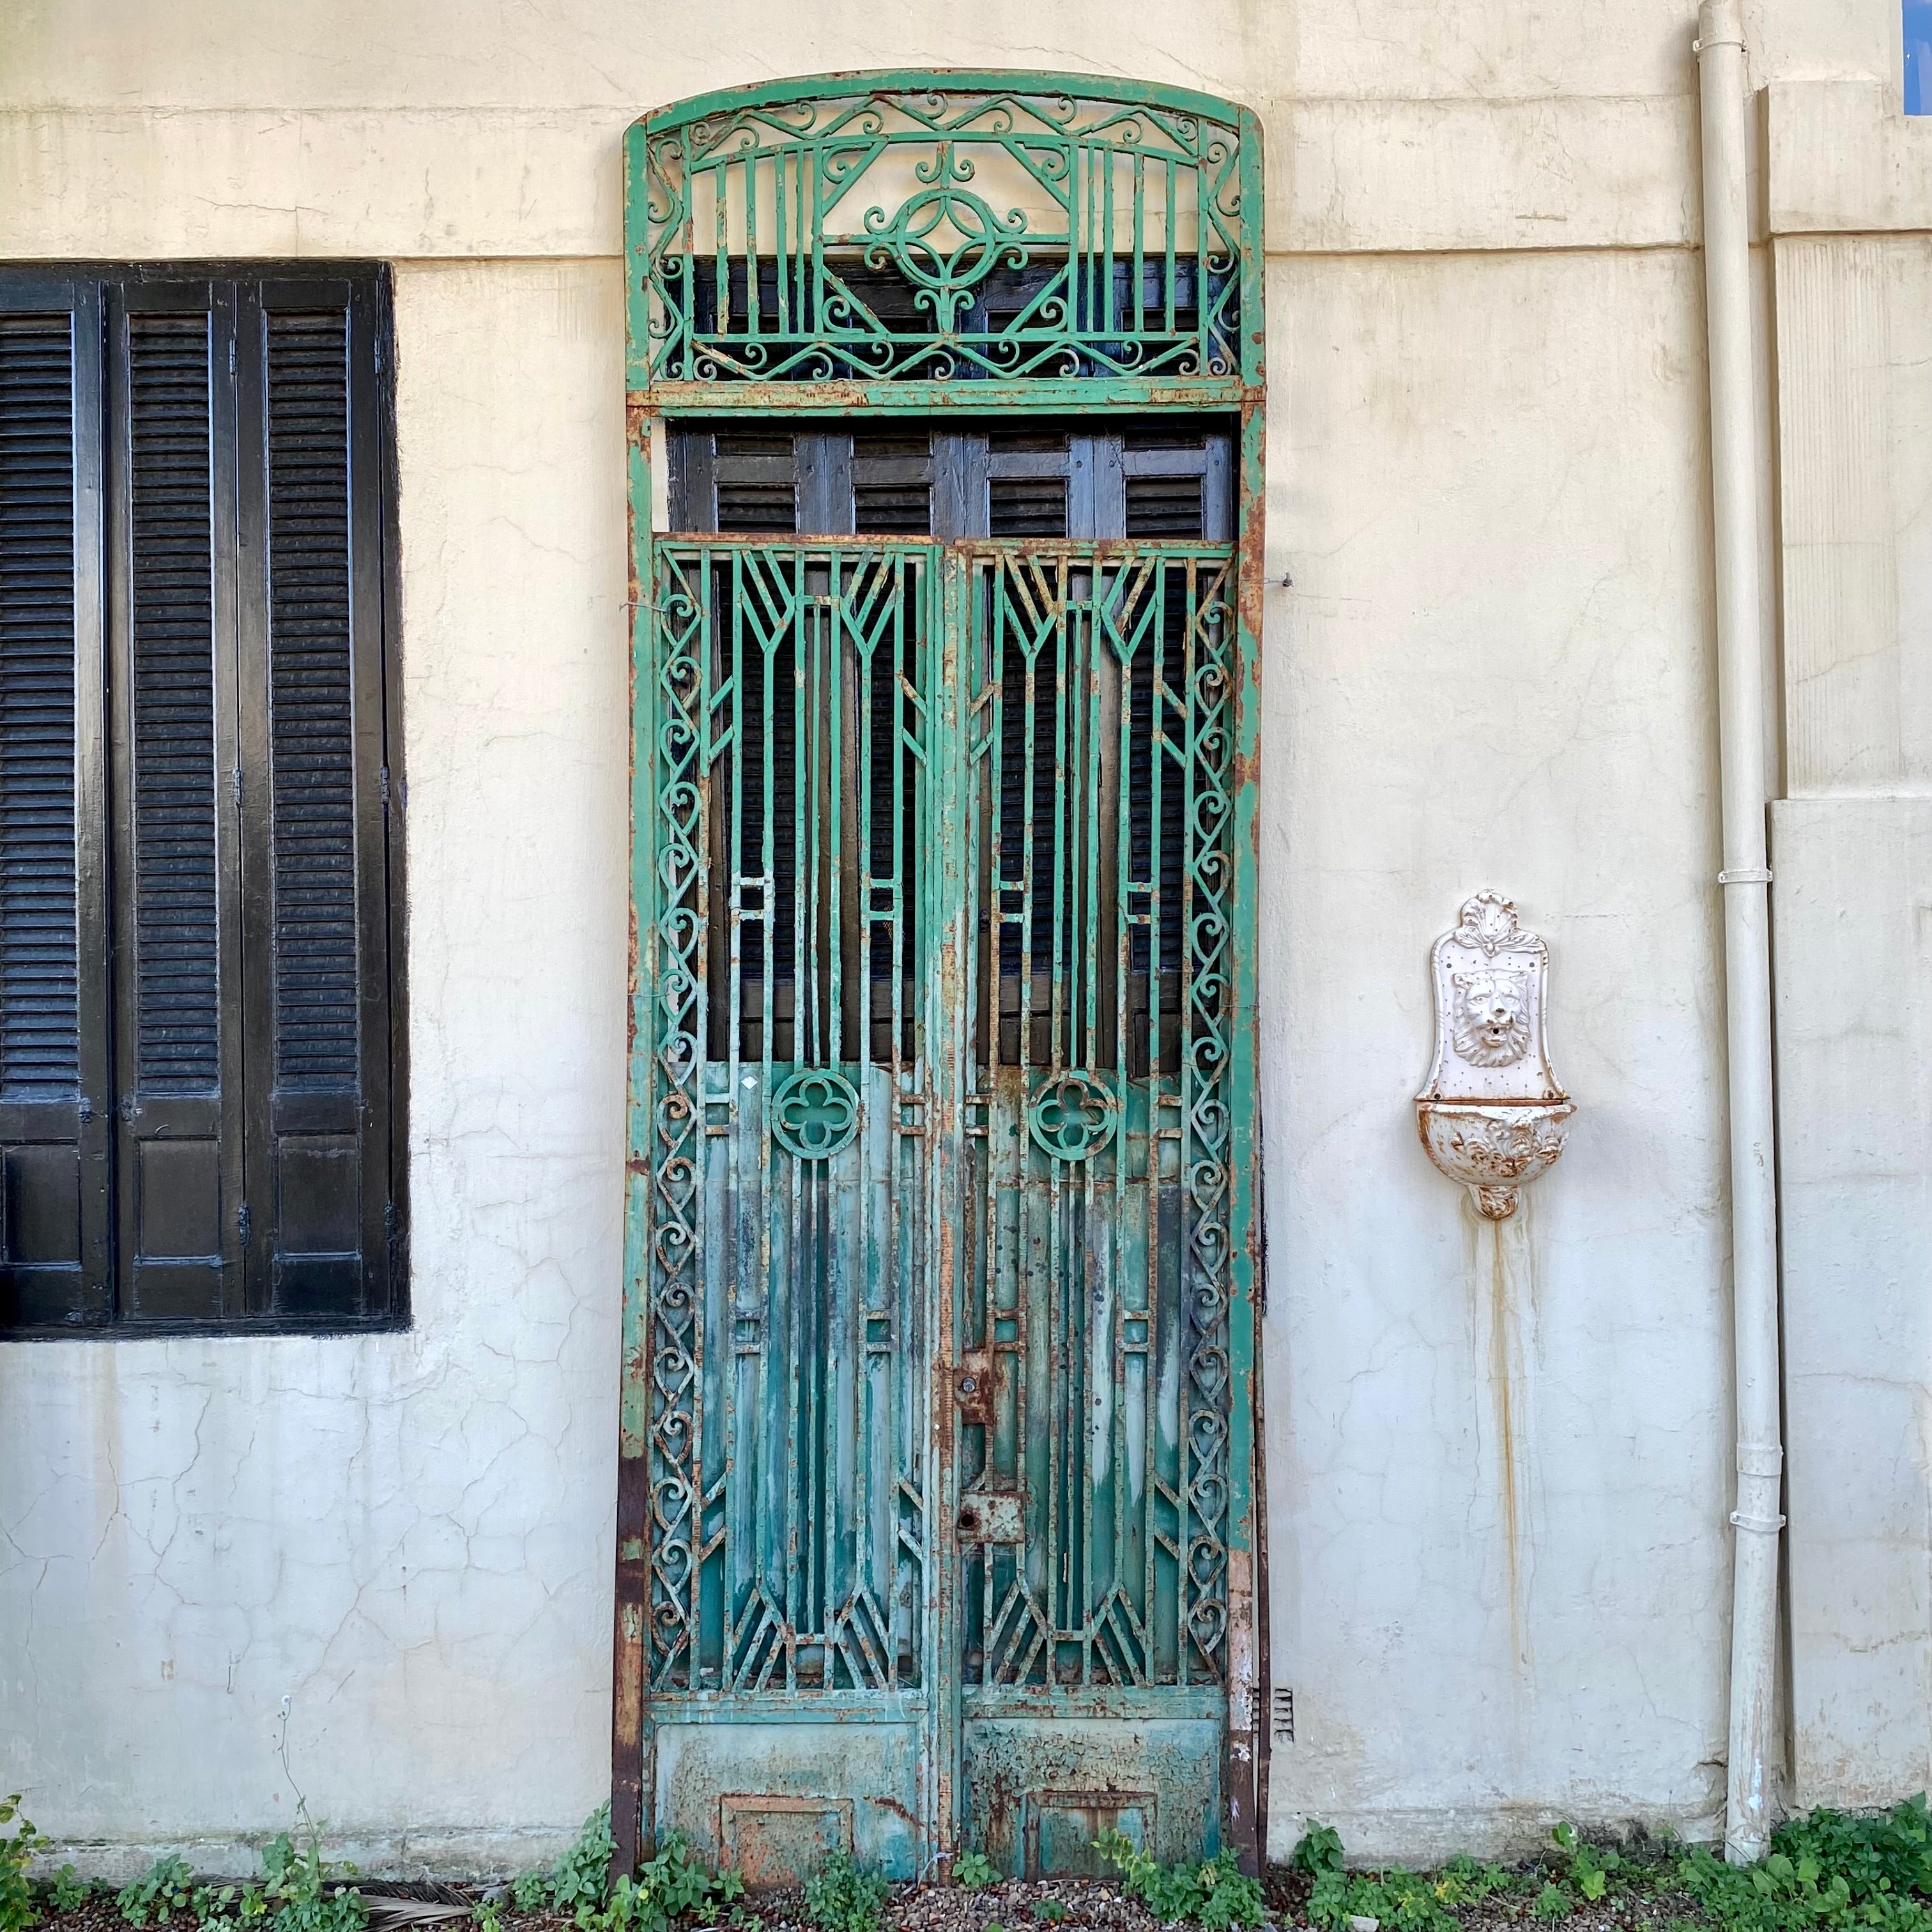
[642,543,939,1698]
[656,1717,924,1884]
[960,1717,1221,1876]
[955,548,1238,1698]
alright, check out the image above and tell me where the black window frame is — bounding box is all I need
[0,260,408,1339]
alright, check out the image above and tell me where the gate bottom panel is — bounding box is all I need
[654,1713,925,1885]
[960,1713,1221,1878]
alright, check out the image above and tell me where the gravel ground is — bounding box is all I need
[24,1860,1722,1932]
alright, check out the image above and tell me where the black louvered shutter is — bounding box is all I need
[234,277,397,1321]
[107,283,249,1321]
[0,284,111,1326]
[0,265,401,1335]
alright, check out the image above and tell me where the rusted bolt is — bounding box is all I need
[960,1376,977,1395]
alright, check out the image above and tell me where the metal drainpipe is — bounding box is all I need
[1694,0,1786,1866]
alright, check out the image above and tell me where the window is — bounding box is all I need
[0,264,404,1335]
[1910,0,1931,112]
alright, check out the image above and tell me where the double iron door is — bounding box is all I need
[632,419,1250,1882]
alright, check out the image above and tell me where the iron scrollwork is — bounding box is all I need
[637,83,1246,385]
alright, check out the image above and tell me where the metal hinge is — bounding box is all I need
[232,767,242,807]
[1271,1686,1295,1744]
[379,765,390,810]
[236,1201,250,1243]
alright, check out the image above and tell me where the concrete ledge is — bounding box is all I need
[0,95,1701,263]
[1263,1802,1725,1869]
[1768,80,1932,236]
[1264,94,1698,254]
[0,109,624,259]
[26,1828,585,1885]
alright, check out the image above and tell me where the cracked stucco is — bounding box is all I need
[0,0,1928,1876]
[1,258,630,1874]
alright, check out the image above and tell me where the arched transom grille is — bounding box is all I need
[636,82,1247,385]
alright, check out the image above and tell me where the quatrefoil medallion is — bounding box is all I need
[1028,1071,1119,1162]
[770,1068,861,1160]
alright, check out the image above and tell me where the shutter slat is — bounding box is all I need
[0,315,80,1098]
[265,310,359,1090]
[128,314,220,1094]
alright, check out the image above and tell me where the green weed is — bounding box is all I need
[118,1858,196,1928]
[551,1807,620,1919]
[256,1826,366,1932]
[1093,1832,1264,1929]
[953,1855,998,1893]
[1676,1796,1932,1932]
[1292,1827,1346,1879]
[572,1834,742,1932]
[3,1799,47,1932]
[1551,1824,1621,1904]
[1296,1825,1506,1932]
[802,1853,887,1932]
[46,1868,90,1915]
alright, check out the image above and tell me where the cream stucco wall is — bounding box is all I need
[1,0,1928,1876]
[1259,245,1733,1859]
[1,257,631,1869]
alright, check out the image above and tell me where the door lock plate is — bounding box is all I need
[953,1355,995,1427]
[956,1488,1026,1543]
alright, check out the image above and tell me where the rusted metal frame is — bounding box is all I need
[962,1681,1225,1719]
[724,546,753,1689]
[1108,564,1144,1686]
[926,542,971,1866]
[614,398,657,1873]
[772,546,804,1682]
[640,68,1246,146]
[1220,105,1268,1871]
[850,562,877,1683]
[1176,545,1201,1700]
[1147,565,1173,1680]
[633,381,1247,418]
[1076,573,1106,1685]
[1105,569,1135,1684]
[1041,567,1066,1660]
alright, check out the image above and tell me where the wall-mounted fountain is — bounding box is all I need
[1416,892,1574,1220]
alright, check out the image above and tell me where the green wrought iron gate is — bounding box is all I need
[616,76,1265,1886]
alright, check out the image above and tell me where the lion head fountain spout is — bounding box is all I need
[1415,892,1575,1220]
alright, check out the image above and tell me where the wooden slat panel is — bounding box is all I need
[0,314,82,1097]
[264,307,360,1088]
[0,289,111,1329]
[126,311,222,1093]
